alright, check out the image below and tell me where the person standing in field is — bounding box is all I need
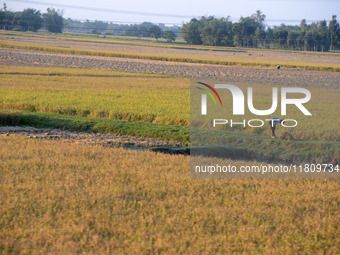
[268,117,284,138]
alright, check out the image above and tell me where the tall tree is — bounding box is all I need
[43,8,63,33]
[252,10,266,30]
[255,26,265,47]
[164,30,176,42]
[181,18,203,45]
[18,8,43,32]
[0,4,16,30]
[124,24,140,37]
[329,15,339,50]
[317,20,328,52]
[233,16,258,47]
[0,9,6,29]
[300,19,308,51]
[199,17,233,46]
[138,25,150,37]
[149,25,162,41]
[273,24,289,49]
[309,22,320,51]
[286,31,298,50]
[265,27,274,47]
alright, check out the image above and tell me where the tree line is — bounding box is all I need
[0,4,64,33]
[66,20,178,42]
[181,11,340,51]
[1,4,339,51]
[0,4,178,42]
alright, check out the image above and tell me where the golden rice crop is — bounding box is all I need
[0,66,190,126]
[0,135,339,253]
[1,65,339,141]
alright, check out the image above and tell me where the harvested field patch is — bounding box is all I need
[1,49,339,89]
[1,40,339,72]
[1,34,340,65]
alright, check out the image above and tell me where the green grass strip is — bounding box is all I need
[0,110,190,145]
[1,110,338,163]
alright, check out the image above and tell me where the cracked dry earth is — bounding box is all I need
[0,126,182,149]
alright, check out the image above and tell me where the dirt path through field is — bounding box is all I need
[0,126,182,149]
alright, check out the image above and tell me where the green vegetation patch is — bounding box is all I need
[1,110,339,164]
[0,110,190,145]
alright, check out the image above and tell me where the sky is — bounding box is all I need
[3,0,340,27]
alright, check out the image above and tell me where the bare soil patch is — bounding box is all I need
[1,34,340,65]
[1,49,339,88]
[0,126,181,148]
